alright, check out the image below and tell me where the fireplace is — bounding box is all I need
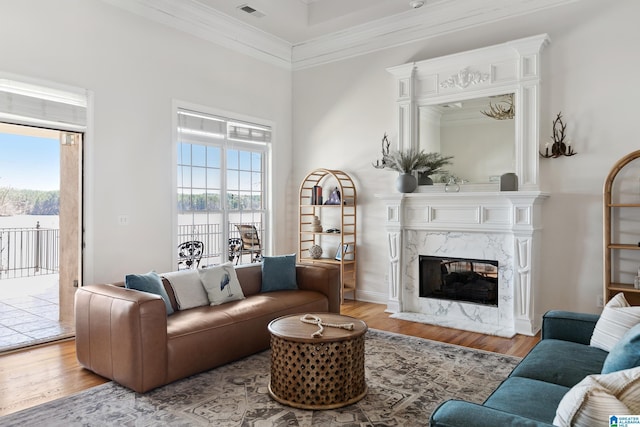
[376,190,548,337]
[419,256,498,307]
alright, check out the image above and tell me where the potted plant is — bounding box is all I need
[415,152,454,185]
[389,149,452,192]
[375,145,453,193]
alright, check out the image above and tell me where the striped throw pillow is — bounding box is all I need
[590,293,640,352]
[553,366,640,427]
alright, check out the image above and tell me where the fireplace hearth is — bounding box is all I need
[419,256,498,307]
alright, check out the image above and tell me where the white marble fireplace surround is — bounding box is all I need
[377,191,548,337]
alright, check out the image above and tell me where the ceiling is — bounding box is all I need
[104,0,581,69]
[195,0,428,44]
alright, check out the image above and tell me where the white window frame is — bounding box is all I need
[172,100,273,266]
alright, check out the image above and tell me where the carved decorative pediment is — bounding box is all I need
[440,67,489,89]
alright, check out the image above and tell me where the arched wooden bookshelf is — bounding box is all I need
[604,150,640,305]
[299,169,357,303]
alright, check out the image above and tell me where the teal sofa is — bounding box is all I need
[430,310,609,426]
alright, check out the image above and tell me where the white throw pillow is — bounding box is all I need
[596,366,640,413]
[553,367,640,427]
[162,269,209,310]
[199,262,245,306]
[590,293,640,351]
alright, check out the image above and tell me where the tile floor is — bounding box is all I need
[0,275,74,352]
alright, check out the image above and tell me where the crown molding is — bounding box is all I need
[102,0,578,71]
[291,0,577,70]
[101,0,292,69]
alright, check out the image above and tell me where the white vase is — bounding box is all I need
[396,173,417,193]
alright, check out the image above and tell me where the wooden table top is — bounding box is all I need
[268,313,367,343]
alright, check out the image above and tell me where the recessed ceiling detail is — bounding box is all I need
[102,0,580,70]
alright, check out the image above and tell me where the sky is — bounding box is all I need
[0,132,60,191]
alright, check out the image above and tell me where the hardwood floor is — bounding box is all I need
[0,301,540,417]
[342,300,540,357]
[0,338,107,416]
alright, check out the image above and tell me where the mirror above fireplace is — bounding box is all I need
[418,94,515,184]
[387,34,550,191]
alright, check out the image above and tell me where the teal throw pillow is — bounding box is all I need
[125,271,174,315]
[602,323,640,374]
[261,254,297,292]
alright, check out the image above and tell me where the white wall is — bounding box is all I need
[0,0,292,284]
[292,0,640,314]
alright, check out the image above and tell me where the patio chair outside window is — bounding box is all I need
[177,240,204,269]
[229,225,262,264]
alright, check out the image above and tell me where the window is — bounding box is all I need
[177,108,270,267]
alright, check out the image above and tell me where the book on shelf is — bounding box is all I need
[311,185,323,205]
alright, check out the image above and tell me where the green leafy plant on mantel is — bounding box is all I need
[383,149,453,176]
[373,134,453,175]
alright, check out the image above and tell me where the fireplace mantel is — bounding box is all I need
[377,191,547,232]
[376,191,548,337]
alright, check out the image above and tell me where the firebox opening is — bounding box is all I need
[419,255,498,307]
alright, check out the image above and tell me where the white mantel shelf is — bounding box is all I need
[375,190,548,337]
[376,191,548,233]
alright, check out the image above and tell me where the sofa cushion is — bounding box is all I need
[483,376,569,424]
[261,254,297,292]
[166,289,328,339]
[199,262,245,305]
[602,323,640,374]
[509,339,607,387]
[162,269,208,310]
[591,292,640,351]
[125,271,174,315]
[553,366,640,427]
[235,263,263,297]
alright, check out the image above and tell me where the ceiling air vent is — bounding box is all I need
[237,4,265,18]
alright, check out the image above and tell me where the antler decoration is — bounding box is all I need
[540,112,576,158]
[372,133,391,169]
[481,94,514,120]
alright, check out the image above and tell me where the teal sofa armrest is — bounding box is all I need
[542,310,600,345]
[430,400,554,427]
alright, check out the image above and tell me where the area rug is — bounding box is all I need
[0,329,520,426]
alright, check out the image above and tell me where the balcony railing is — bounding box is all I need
[0,223,59,279]
[0,221,263,278]
[177,222,263,267]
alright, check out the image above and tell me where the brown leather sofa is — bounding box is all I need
[75,263,341,393]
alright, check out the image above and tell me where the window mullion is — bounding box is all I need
[221,142,229,261]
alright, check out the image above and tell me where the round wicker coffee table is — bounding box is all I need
[267,313,368,410]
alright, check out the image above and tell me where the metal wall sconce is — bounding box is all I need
[540,112,576,158]
[372,133,391,169]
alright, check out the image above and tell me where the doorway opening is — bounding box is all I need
[0,122,82,352]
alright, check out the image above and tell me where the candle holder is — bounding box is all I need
[540,112,576,158]
[372,133,391,169]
